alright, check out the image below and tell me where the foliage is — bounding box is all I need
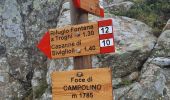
[111,0,170,36]
[121,80,132,85]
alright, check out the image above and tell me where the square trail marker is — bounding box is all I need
[51,68,113,100]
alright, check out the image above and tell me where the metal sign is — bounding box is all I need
[37,19,115,59]
[51,68,113,100]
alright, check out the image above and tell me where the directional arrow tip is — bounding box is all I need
[37,32,52,59]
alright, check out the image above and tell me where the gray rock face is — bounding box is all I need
[106,1,134,12]
[140,63,166,99]
[0,0,63,99]
[163,19,170,31]
[120,19,170,100]
[0,45,6,56]
[142,22,170,99]
[2,0,24,46]
[152,30,170,57]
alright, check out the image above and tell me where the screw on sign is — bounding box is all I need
[37,19,115,59]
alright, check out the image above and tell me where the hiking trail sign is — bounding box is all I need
[37,19,115,59]
[73,0,104,17]
[51,68,113,100]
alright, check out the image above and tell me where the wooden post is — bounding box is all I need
[70,0,92,70]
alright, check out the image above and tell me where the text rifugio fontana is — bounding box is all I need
[50,24,97,56]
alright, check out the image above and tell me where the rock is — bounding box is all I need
[0,57,9,73]
[143,26,170,99]
[113,72,139,89]
[112,78,122,88]
[41,87,52,100]
[0,45,6,56]
[106,1,134,12]
[46,58,73,85]
[62,2,70,11]
[57,10,71,27]
[126,71,139,81]
[122,20,170,100]
[163,68,170,99]
[0,0,64,99]
[32,68,47,99]
[115,63,167,100]
[2,0,24,47]
[147,57,170,68]
[163,19,170,31]
[110,0,125,4]
[114,85,131,100]
[124,83,143,100]
[140,63,166,99]
[152,30,170,57]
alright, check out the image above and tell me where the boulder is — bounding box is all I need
[119,19,170,100]
[0,0,64,99]
[105,1,134,12]
[163,19,170,31]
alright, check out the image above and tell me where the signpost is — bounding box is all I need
[37,0,114,99]
[51,68,113,100]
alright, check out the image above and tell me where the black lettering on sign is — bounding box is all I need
[71,93,94,99]
[70,25,94,32]
[71,77,86,83]
[76,40,81,46]
[100,27,109,34]
[83,31,95,37]
[50,29,70,36]
[63,84,102,91]
[51,40,81,49]
[52,48,75,56]
[80,92,93,98]
[87,76,93,82]
[72,94,78,98]
[55,33,73,41]
[84,45,96,52]
[51,38,54,42]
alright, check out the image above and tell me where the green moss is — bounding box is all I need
[24,91,33,100]
[121,80,132,85]
[34,80,48,99]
